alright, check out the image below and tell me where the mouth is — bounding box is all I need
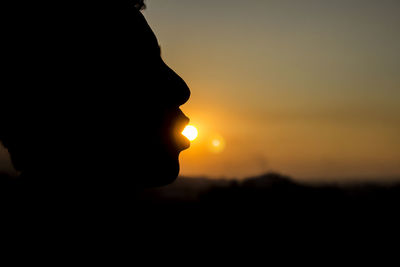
[173,116,191,151]
[158,108,190,153]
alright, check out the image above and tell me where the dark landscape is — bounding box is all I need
[140,172,400,202]
[2,171,399,233]
[137,172,400,223]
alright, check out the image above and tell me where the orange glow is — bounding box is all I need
[149,5,400,180]
[209,134,225,154]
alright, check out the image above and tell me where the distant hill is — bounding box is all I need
[138,172,400,207]
[2,171,400,207]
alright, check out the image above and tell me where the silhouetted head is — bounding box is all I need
[0,1,190,188]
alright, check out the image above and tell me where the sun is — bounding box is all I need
[182,125,198,141]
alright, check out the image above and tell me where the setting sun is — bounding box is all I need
[182,125,198,141]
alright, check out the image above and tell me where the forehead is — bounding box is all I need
[130,11,159,50]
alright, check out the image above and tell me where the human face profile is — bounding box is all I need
[130,10,191,187]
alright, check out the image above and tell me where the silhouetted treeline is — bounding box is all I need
[2,171,399,237]
[137,173,400,226]
[3,171,399,216]
[139,172,400,203]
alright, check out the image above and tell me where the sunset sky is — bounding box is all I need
[145,0,400,181]
[1,0,399,181]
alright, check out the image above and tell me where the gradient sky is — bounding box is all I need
[1,0,399,181]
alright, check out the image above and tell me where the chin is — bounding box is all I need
[137,151,180,188]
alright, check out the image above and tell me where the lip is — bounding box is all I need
[177,133,191,150]
[175,118,191,150]
[160,108,190,152]
[171,112,190,151]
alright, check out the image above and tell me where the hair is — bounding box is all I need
[0,0,148,171]
[131,0,146,10]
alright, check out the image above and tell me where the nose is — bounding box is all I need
[164,63,191,106]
